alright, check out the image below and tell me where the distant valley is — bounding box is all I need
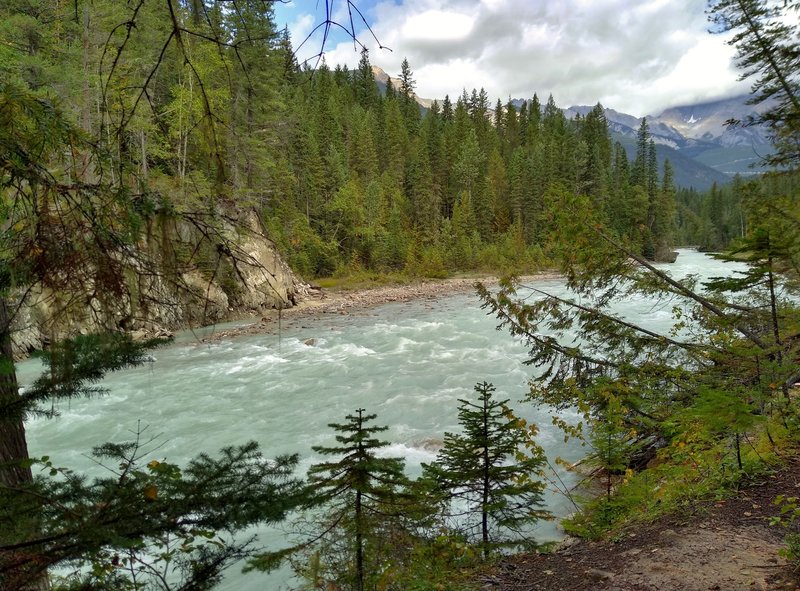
[565,96,774,190]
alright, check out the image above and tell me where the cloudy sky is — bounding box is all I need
[274,0,750,117]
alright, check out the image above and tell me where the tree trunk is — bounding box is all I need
[0,297,32,488]
[355,489,363,591]
[481,397,490,559]
[0,297,50,590]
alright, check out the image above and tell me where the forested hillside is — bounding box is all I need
[2,0,800,590]
[1,0,682,290]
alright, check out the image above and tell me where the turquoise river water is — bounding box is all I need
[19,249,742,589]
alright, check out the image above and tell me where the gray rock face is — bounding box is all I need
[10,213,302,358]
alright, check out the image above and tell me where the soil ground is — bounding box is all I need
[202,274,554,342]
[479,460,800,591]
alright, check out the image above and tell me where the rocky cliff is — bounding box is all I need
[10,212,304,358]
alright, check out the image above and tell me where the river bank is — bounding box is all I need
[481,458,800,591]
[199,273,561,342]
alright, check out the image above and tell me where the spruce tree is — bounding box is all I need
[422,382,549,558]
[303,409,409,591]
[397,57,419,133]
[353,47,379,110]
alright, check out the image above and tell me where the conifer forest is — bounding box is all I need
[1,0,800,590]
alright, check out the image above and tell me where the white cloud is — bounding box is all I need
[277,0,751,116]
[288,13,315,50]
[401,10,475,41]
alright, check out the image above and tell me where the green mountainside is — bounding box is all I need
[614,133,733,191]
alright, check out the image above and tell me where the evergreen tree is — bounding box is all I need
[381,97,409,187]
[579,104,612,201]
[503,99,520,156]
[422,382,549,558]
[486,148,511,234]
[226,0,283,199]
[302,409,409,591]
[651,158,677,259]
[398,57,419,132]
[453,128,485,202]
[0,336,304,590]
[631,118,650,189]
[508,147,536,241]
[493,98,504,133]
[441,94,453,122]
[407,140,440,244]
[353,47,379,110]
[0,5,313,586]
[526,93,542,146]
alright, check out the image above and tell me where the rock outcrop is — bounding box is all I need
[10,211,304,358]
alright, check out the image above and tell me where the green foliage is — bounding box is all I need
[478,0,800,535]
[565,419,784,540]
[422,382,550,558]
[586,389,638,504]
[376,532,481,591]
[277,409,410,591]
[0,334,168,423]
[1,428,303,590]
[770,495,800,567]
[708,0,800,169]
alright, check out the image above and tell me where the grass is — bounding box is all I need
[562,418,794,540]
[314,270,413,291]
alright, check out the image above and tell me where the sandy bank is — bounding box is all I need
[201,273,561,342]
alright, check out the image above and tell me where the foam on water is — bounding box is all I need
[20,249,738,590]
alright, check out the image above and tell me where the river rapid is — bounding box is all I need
[20,248,742,589]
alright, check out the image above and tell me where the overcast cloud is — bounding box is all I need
[277,0,749,117]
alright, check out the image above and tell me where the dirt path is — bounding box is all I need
[481,461,800,591]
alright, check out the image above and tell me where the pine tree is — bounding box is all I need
[0,336,304,590]
[453,127,485,201]
[406,140,440,244]
[422,382,549,558]
[708,0,800,167]
[487,148,510,234]
[631,118,650,189]
[397,57,419,133]
[441,94,453,122]
[526,93,542,146]
[507,147,533,240]
[0,5,313,586]
[226,0,282,199]
[353,47,379,110]
[503,99,520,156]
[579,104,612,201]
[303,409,408,591]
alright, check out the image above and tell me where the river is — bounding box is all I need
[20,248,741,589]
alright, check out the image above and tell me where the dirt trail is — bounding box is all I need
[481,462,800,590]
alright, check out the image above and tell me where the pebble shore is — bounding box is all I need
[201,273,559,342]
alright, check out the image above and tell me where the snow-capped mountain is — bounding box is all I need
[565,95,775,183]
[370,64,773,189]
[653,95,772,148]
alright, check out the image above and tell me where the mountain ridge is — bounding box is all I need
[371,65,771,189]
[564,95,773,183]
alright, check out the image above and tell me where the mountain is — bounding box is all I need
[370,65,770,191]
[566,96,774,185]
[612,133,732,192]
[371,66,434,109]
[654,95,772,148]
